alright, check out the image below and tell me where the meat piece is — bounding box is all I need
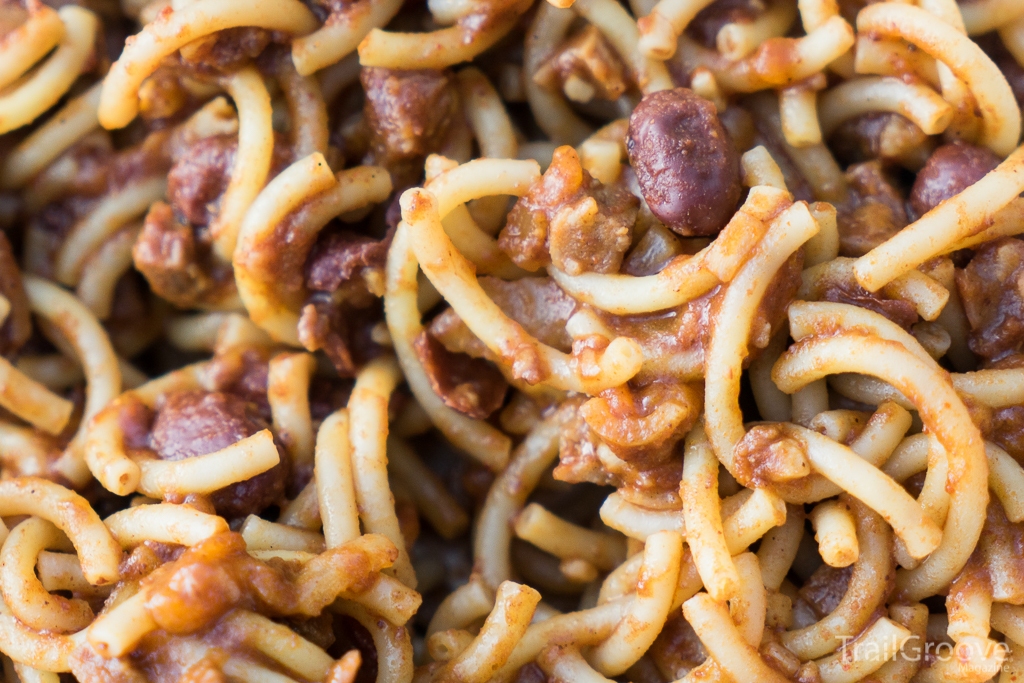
[206,347,272,418]
[412,331,508,419]
[0,231,31,356]
[133,202,216,309]
[686,0,760,49]
[305,230,390,292]
[427,277,577,364]
[910,142,1001,218]
[150,391,287,517]
[480,276,577,350]
[582,381,701,461]
[977,500,1024,604]
[553,395,687,507]
[361,67,458,185]
[828,112,933,170]
[297,298,382,377]
[167,135,236,227]
[499,146,636,273]
[649,613,705,681]
[956,238,1024,361]
[821,280,919,330]
[541,25,629,102]
[989,406,1024,465]
[798,564,853,618]
[836,161,908,257]
[167,133,289,227]
[627,88,741,236]
[178,27,271,73]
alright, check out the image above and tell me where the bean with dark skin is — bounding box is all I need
[626,88,741,237]
[909,142,1001,218]
[150,391,288,518]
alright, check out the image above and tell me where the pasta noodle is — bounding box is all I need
[1,0,1024,680]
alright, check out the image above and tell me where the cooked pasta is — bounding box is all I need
[3,0,1024,681]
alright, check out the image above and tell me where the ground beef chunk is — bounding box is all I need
[686,0,760,49]
[499,146,636,274]
[819,277,919,331]
[167,134,289,227]
[0,231,31,356]
[412,331,508,419]
[956,238,1024,361]
[361,67,458,186]
[305,231,390,292]
[554,405,685,507]
[178,27,272,74]
[167,135,236,226]
[910,142,1001,218]
[150,391,287,518]
[296,227,389,376]
[982,501,1024,604]
[297,298,382,377]
[627,88,741,236]
[836,161,908,257]
[649,613,706,681]
[479,276,577,350]
[427,277,577,362]
[540,25,629,102]
[798,564,853,618]
[989,405,1024,465]
[133,202,217,309]
[828,112,933,169]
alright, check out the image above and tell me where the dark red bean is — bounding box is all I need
[909,142,1001,218]
[627,88,741,237]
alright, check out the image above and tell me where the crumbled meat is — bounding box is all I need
[540,25,629,102]
[499,146,636,274]
[977,500,1024,603]
[167,133,290,227]
[821,279,919,330]
[207,347,273,418]
[836,161,908,257]
[956,238,1024,361]
[412,331,508,419]
[70,532,394,682]
[167,135,236,227]
[732,423,810,488]
[627,88,741,236]
[989,405,1024,464]
[150,391,287,517]
[0,231,31,355]
[477,277,577,351]
[828,113,933,170]
[553,394,688,507]
[798,564,854,618]
[139,67,189,124]
[361,67,458,186]
[686,0,761,49]
[133,202,219,309]
[427,277,577,365]
[649,612,706,681]
[305,230,390,292]
[910,142,1001,219]
[297,298,382,377]
[178,27,272,74]
[582,381,702,462]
